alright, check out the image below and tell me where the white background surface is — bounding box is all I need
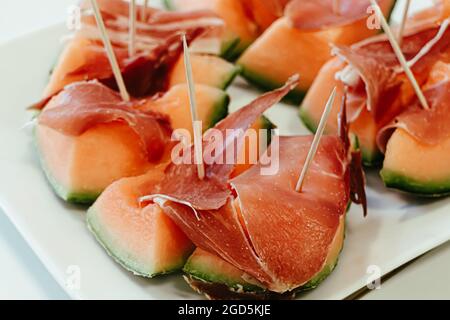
[0,0,448,300]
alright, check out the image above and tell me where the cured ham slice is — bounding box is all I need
[143,79,366,293]
[334,19,450,124]
[38,81,172,162]
[285,0,392,31]
[44,0,224,98]
[377,79,450,152]
[148,75,299,211]
[156,135,354,292]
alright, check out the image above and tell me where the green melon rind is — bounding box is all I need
[218,65,241,90]
[183,260,264,293]
[239,66,307,104]
[34,91,229,205]
[34,130,101,205]
[183,249,341,298]
[380,169,450,198]
[299,107,318,134]
[221,37,246,62]
[162,0,246,61]
[87,207,192,277]
[162,0,174,10]
[299,108,383,167]
[207,92,230,129]
[183,258,340,298]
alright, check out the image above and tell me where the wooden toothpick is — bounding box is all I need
[397,0,411,46]
[129,0,137,57]
[90,0,130,101]
[370,0,430,110]
[295,87,337,193]
[182,34,205,180]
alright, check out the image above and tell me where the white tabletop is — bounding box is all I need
[0,0,448,300]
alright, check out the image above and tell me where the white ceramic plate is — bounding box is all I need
[1,1,449,299]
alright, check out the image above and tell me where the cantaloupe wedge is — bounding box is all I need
[168,54,240,90]
[183,215,346,299]
[86,114,274,278]
[238,0,396,103]
[231,116,275,178]
[87,169,195,277]
[381,62,450,196]
[45,35,239,97]
[300,58,383,166]
[36,84,230,204]
[381,129,450,197]
[164,0,258,60]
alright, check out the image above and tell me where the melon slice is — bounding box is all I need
[169,54,240,90]
[237,0,397,104]
[45,36,238,97]
[381,61,450,196]
[87,114,273,278]
[87,170,195,277]
[231,115,275,178]
[381,129,450,197]
[300,58,383,166]
[36,84,230,204]
[184,215,346,299]
[150,84,230,134]
[164,0,258,60]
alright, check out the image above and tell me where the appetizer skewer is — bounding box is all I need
[28,0,450,301]
[33,0,233,204]
[42,0,238,100]
[237,0,397,103]
[87,52,280,280]
[137,76,366,297]
[301,3,450,166]
[301,2,450,196]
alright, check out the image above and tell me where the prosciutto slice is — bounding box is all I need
[45,0,223,99]
[144,78,366,292]
[377,79,450,152]
[334,19,450,124]
[285,0,391,31]
[38,81,172,162]
[157,136,351,292]
[147,75,299,211]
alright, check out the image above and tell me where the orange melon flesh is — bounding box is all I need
[165,0,258,59]
[87,170,195,277]
[169,54,240,90]
[183,214,346,297]
[36,84,229,204]
[44,35,92,97]
[86,114,273,278]
[381,61,450,196]
[237,0,396,103]
[45,36,238,97]
[150,84,229,135]
[231,116,275,178]
[36,122,153,204]
[300,58,382,165]
[381,129,450,196]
